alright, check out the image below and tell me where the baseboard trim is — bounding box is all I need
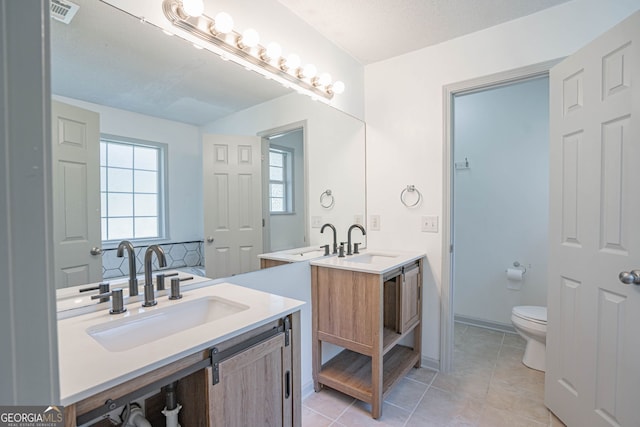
[301,380,315,400]
[454,314,517,334]
[420,355,440,372]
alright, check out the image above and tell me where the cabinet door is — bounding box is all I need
[399,265,421,333]
[209,333,292,427]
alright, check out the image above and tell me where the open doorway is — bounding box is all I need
[441,60,559,373]
[261,126,306,253]
[452,76,549,332]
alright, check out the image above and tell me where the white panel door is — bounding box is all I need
[51,101,102,288]
[546,11,640,426]
[203,134,262,278]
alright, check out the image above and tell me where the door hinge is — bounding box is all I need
[262,218,265,227]
[449,244,453,253]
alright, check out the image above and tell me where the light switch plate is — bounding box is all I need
[370,215,381,231]
[421,215,438,232]
[311,216,322,228]
[354,215,363,225]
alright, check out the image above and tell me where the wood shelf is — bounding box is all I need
[382,321,419,355]
[317,345,420,404]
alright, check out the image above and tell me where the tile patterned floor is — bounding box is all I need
[302,324,566,426]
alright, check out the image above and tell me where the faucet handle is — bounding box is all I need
[353,243,361,254]
[156,272,178,291]
[91,288,127,315]
[169,277,183,300]
[338,243,346,258]
[320,244,330,256]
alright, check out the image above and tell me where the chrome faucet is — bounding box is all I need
[347,224,366,256]
[143,245,167,307]
[117,240,139,296]
[320,223,338,254]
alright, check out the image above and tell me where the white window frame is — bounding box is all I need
[100,134,168,245]
[268,145,295,214]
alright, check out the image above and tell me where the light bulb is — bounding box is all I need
[302,64,317,79]
[331,81,345,94]
[240,28,260,48]
[214,12,234,33]
[285,54,301,70]
[182,0,204,17]
[317,73,332,87]
[265,42,282,60]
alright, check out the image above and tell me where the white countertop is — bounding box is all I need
[258,245,331,263]
[58,282,304,405]
[310,249,425,274]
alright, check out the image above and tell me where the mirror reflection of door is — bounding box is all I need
[262,128,306,253]
[203,134,263,279]
[51,101,102,288]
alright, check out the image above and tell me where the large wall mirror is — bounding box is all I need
[50,0,365,298]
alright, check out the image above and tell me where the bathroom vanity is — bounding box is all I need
[258,246,329,269]
[310,251,425,419]
[57,283,304,427]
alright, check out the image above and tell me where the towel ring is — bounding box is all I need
[400,185,422,208]
[320,189,335,209]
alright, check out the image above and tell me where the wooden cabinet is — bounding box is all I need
[65,312,301,427]
[311,259,423,419]
[260,258,291,269]
[209,332,293,426]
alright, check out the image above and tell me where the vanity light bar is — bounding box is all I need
[162,0,343,100]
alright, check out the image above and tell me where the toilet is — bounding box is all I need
[511,305,547,372]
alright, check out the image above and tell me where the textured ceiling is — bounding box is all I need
[277,0,571,64]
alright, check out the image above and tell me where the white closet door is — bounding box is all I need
[203,134,262,278]
[51,101,102,288]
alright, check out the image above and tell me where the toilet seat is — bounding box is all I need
[512,306,547,325]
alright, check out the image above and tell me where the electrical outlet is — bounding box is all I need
[370,215,381,231]
[311,216,322,228]
[354,215,363,225]
[421,215,438,233]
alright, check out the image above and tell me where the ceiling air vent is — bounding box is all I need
[50,0,79,24]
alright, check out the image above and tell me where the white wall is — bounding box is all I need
[453,77,549,325]
[203,93,366,250]
[364,0,640,362]
[52,95,204,245]
[1,0,59,404]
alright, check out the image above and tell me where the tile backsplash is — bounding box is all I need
[102,240,204,280]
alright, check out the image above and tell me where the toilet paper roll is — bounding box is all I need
[507,268,523,281]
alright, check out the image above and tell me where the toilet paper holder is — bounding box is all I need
[508,261,527,275]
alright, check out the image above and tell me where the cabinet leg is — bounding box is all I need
[313,382,323,393]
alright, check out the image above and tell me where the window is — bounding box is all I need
[100,136,166,242]
[269,146,294,213]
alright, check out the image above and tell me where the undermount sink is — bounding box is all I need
[349,253,399,264]
[86,296,249,352]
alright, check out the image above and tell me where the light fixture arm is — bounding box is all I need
[162,0,336,100]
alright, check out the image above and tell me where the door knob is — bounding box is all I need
[90,247,103,256]
[618,269,640,285]
[206,236,214,243]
